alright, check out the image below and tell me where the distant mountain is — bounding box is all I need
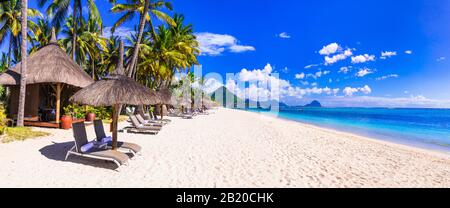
[303,100,322,108]
[210,86,244,108]
[279,102,289,108]
[210,86,288,109]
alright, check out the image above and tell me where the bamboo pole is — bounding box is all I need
[55,83,61,124]
[112,104,119,150]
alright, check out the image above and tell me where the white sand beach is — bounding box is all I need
[1,108,450,188]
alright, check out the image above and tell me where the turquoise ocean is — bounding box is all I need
[247,107,450,153]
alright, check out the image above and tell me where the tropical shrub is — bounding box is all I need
[0,104,7,135]
[93,107,112,120]
[63,104,85,118]
[63,104,112,120]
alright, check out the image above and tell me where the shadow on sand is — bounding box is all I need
[39,141,119,170]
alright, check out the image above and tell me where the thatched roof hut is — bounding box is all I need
[0,31,93,87]
[0,29,94,126]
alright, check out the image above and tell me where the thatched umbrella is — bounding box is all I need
[0,28,93,123]
[70,40,160,150]
[155,86,172,119]
[157,86,172,105]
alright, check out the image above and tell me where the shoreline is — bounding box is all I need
[240,108,450,160]
[244,108,450,157]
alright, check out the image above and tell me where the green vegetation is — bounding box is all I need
[102,115,128,124]
[0,105,7,135]
[64,104,112,120]
[1,0,204,125]
[1,0,199,86]
[2,127,50,143]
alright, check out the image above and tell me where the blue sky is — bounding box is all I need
[10,0,450,107]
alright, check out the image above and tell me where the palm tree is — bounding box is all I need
[84,14,109,80]
[0,0,42,67]
[37,0,102,61]
[17,0,29,127]
[109,0,175,78]
[169,14,199,74]
[137,15,199,88]
[98,36,121,77]
[30,18,59,54]
[0,53,8,72]
[60,15,107,71]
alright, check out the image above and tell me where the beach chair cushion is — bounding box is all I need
[80,142,95,153]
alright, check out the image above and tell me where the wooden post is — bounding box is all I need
[55,83,61,124]
[112,104,119,150]
[160,105,164,120]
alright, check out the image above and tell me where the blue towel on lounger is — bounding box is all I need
[81,142,94,153]
[101,136,112,144]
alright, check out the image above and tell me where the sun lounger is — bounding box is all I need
[93,120,142,156]
[66,122,129,169]
[135,114,164,127]
[168,109,193,119]
[149,111,171,123]
[127,115,162,134]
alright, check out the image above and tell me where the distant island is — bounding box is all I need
[303,100,322,108]
[210,87,322,109]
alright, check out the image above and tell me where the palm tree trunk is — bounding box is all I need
[126,0,150,78]
[71,1,78,61]
[17,0,28,127]
[91,58,95,80]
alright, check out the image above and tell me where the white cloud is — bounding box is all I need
[333,88,340,95]
[224,63,344,101]
[229,45,256,53]
[304,64,320,69]
[339,66,351,74]
[202,78,224,94]
[359,85,372,94]
[343,85,372,96]
[405,50,413,54]
[356,67,374,77]
[319,43,340,55]
[381,51,397,59]
[351,54,376,64]
[324,49,353,65]
[103,26,135,38]
[195,32,255,56]
[437,57,446,62]
[278,32,291,39]
[295,73,305,79]
[376,74,399,81]
[343,87,359,96]
[317,43,353,65]
[238,64,274,82]
[306,70,330,79]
